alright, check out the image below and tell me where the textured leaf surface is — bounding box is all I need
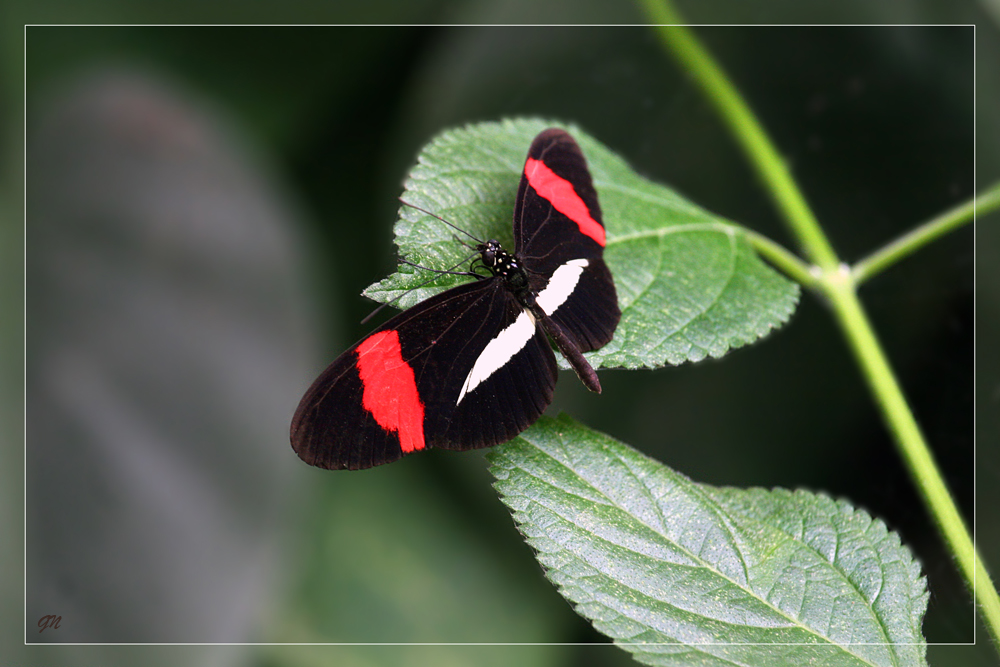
[365,118,799,368]
[488,415,929,667]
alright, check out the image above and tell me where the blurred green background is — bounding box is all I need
[4,1,997,666]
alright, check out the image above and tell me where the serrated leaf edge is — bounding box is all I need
[493,428,923,665]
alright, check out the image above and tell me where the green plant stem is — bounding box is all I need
[825,268,1000,648]
[637,0,838,271]
[853,181,1000,284]
[741,229,821,290]
[639,0,1000,649]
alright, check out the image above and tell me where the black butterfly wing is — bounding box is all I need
[290,278,557,470]
[514,128,620,353]
[436,293,558,451]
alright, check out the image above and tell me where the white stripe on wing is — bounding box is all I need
[536,258,588,316]
[457,309,537,405]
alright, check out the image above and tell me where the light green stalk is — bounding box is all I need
[637,0,1000,651]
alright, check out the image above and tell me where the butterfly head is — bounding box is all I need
[478,239,533,305]
[478,239,518,275]
[478,239,501,267]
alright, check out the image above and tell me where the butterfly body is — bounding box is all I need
[478,239,532,305]
[291,128,619,469]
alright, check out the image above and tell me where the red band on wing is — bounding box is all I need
[524,157,605,247]
[356,330,426,453]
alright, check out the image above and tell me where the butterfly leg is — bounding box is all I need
[532,307,602,393]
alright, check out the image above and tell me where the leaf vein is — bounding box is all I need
[514,441,883,664]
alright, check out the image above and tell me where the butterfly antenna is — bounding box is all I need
[450,233,479,252]
[360,250,481,325]
[398,198,485,244]
[399,257,478,277]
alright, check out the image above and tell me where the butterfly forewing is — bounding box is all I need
[291,279,557,469]
[514,128,620,353]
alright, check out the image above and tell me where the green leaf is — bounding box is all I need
[488,414,929,667]
[364,118,800,369]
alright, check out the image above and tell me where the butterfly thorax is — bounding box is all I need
[478,239,535,308]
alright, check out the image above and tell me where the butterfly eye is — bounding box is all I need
[482,240,500,265]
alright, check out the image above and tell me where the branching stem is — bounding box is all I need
[638,0,1000,650]
[853,181,1000,284]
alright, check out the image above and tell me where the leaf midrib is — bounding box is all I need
[708,490,904,657]
[511,438,891,667]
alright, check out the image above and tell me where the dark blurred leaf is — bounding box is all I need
[364,119,799,369]
[489,414,929,667]
[25,71,314,647]
[266,456,575,655]
[23,71,574,665]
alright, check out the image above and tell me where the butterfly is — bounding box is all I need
[291,128,619,469]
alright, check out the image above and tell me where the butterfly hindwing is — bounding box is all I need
[290,278,557,469]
